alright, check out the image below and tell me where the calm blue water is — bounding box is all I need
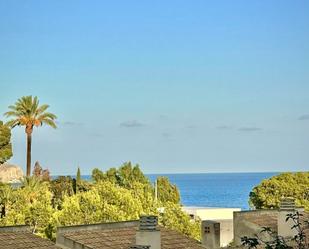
[73,172,277,210]
[148,173,277,210]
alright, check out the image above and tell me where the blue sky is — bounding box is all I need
[0,0,308,174]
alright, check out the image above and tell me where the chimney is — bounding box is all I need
[201,220,233,249]
[136,215,161,249]
[278,197,298,238]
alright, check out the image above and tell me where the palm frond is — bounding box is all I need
[8,105,18,111]
[41,119,57,128]
[38,112,57,120]
[4,111,19,118]
[4,96,57,129]
[19,96,31,113]
[31,96,39,115]
[36,104,49,115]
[5,119,20,128]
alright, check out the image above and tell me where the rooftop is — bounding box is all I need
[0,225,59,249]
[57,220,205,249]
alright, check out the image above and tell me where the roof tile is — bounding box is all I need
[63,226,204,249]
[0,232,60,249]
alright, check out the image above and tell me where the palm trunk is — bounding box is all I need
[26,132,32,177]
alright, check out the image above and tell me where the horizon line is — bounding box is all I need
[50,171,289,177]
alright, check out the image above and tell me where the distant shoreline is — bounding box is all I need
[51,171,282,177]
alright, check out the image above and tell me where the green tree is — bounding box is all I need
[0,163,200,242]
[91,162,150,188]
[50,176,75,209]
[105,167,120,183]
[92,168,106,182]
[76,167,81,183]
[55,181,145,226]
[0,121,13,164]
[54,189,103,226]
[157,176,180,204]
[75,167,81,193]
[95,181,144,221]
[4,96,57,176]
[159,202,201,241]
[1,177,54,237]
[117,162,150,187]
[249,172,309,211]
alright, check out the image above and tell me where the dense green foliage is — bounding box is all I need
[90,162,200,239]
[249,172,309,211]
[0,121,13,164]
[160,202,200,240]
[0,177,53,237]
[50,176,75,209]
[157,176,180,204]
[92,162,149,187]
[0,162,201,242]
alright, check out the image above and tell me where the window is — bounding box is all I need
[205,226,210,234]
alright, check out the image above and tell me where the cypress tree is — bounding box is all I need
[76,167,81,183]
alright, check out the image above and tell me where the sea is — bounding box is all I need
[79,172,277,210]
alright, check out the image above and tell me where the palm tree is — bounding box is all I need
[4,96,57,176]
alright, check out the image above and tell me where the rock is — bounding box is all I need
[0,164,24,183]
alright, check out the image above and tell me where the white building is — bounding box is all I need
[182,206,240,220]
